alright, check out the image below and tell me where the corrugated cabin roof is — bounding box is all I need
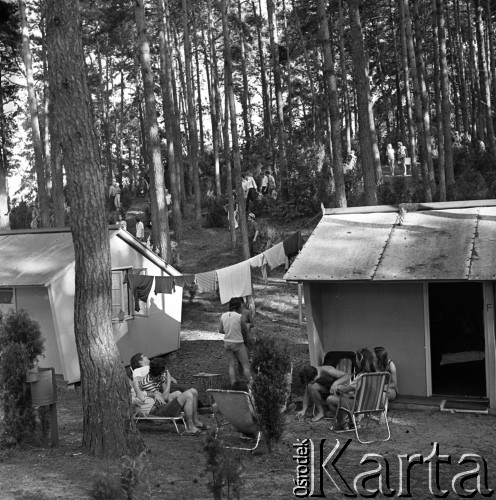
[0,228,179,286]
[284,200,496,282]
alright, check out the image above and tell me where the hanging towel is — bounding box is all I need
[248,253,265,268]
[216,261,252,305]
[283,231,302,258]
[125,274,154,312]
[195,271,217,294]
[154,276,175,294]
[263,242,286,269]
[175,274,195,287]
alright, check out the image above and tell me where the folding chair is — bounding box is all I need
[332,372,391,444]
[133,412,187,435]
[208,389,261,451]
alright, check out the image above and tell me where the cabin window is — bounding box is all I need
[111,268,149,321]
[0,288,15,316]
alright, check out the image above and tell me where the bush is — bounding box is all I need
[204,429,243,500]
[9,200,32,230]
[0,310,45,445]
[250,337,291,453]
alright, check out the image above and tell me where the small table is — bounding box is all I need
[193,372,222,406]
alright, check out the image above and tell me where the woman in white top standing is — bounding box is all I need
[219,299,251,386]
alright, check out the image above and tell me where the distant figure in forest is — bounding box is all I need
[117,213,127,231]
[267,171,276,195]
[114,182,121,209]
[386,144,395,175]
[108,182,117,210]
[261,172,269,195]
[247,213,259,257]
[30,205,39,229]
[135,217,144,241]
[397,142,407,175]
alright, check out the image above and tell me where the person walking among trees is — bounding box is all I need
[219,298,251,386]
[397,142,407,176]
[247,213,259,257]
[386,143,395,175]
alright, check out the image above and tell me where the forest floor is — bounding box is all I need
[1,203,496,499]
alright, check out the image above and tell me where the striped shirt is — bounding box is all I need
[138,372,166,395]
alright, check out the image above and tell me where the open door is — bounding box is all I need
[428,282,486,397]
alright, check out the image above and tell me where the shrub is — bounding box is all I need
[250,337,291,453]
[204,429,243,500]
[9,200,32,229]
[0,310,45,445]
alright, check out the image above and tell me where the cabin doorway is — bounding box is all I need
[428,282,486,397]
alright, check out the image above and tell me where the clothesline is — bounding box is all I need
[124,213,320,309]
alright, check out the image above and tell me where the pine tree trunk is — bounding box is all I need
[165,0,186,211]
[466,0,481,141]
[182,0,202,226]
[96,40,114,187]
[292,0,317,141]
[206,0,222,196]
[0,64,8,230]
[316,0,346,207]
[135,0,171,260]
[237,0,252,154]
[389,0,405,145]
[454,0,469,134]
[437,0,455,191]
[19,0,50,227]
[222,0,249,259]
[192,10,205,158]
[223,94,237,249]
[338,0,352,156]
[158,0,183,241]
[432,0,446,201]
[475,0,496,156]
[267,0,289,200]
[412,0,436,198]
[347,0,378,205]
[252,0,273,145]
[46,0,145,458]
[398,0,417,181]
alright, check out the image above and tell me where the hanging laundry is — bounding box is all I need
[248,253,265,268]
[216,261,252,305]
[154,276,175,294]
[263,241,286,269]
[175,274,195,287]
[283,231,302,258]
[125,274,154,312]
[195,271,217,294]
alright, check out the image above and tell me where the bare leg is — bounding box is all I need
[225,349,238,385]
[235,346,251,381]
[308,384,327,421]
[176,392,199,433]
[187,388,204,428]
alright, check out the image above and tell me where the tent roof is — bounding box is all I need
[0,227,179,287]
[284,200,496,282]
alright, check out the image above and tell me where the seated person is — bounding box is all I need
[133,357,205,435]
[295,364,349,422]
[374,346,398,401]
[326,348,377,429]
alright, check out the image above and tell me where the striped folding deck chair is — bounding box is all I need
[332,372,391,444]
[208,389,261,451]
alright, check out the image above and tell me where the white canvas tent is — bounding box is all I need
[0,227,183,383]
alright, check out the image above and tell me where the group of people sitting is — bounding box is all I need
[295,347,397,425]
